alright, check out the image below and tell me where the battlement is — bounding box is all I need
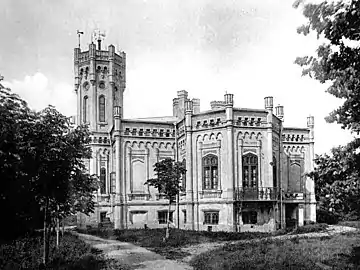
[74,45,125,66]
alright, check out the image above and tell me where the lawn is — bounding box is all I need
[77,223,328,259]
[190,231,360,270]
[0,232,128,270]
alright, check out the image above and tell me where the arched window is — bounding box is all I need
[203,155,218,190]
[273,156,277,188]
[100,167,106,194]
[83,96,88,123]
[242,153,258,188]
[99,95,105,122]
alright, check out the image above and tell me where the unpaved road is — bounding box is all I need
[76,233,192,270]
[76,225,358,269]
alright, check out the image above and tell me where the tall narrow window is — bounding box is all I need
[242,153,258,188]
[100,167,106,194]
[83,96,88,123]
[203,155,218,190]
[273,156,277,188]
[99,95,105,122]
[182,159,186,191]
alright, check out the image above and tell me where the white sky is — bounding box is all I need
[0,0,355,154]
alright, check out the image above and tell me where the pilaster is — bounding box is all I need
[185,100,194,230]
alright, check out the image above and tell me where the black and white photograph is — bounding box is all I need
[0,0,359,269]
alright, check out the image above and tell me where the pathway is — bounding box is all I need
[180,225,358,263]
[76,225,358,269]
[76,233,192,270]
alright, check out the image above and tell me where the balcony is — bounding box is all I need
[235,187,279,201]
[283,192,304,201]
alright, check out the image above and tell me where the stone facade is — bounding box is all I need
[74,42,316,232]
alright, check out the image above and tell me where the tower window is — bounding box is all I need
[83,96,88,123]
[242,153,258,188]
[203,155,218,190]
[99,95,105,122]
[100,167,106,194]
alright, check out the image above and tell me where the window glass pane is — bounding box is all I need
[100,167,106,194]
[204,213,211,224]
[212,167,218,189]
[204,167,210,189]
[212,213,219,224]
[251,166,257,187]
[99,96,105,122]
[243,167,249,187]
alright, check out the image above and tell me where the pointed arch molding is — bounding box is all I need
[236,131,263,189]
[196,132,223,194]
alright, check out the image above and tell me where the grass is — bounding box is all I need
[190,231,360,270]
[0,232,129,270]
[338,220,360,229]
[77,223,328,260]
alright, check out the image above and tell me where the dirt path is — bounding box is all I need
[76,233,192,270]
[76,225,357,269]
[180,225,358,263]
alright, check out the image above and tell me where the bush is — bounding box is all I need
[0,232,108,269]
[291,223,328,234]
[316,208,340,224]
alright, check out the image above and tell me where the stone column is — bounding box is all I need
[113,106,123,229]
[307,116,316,222]
[264,97,274,187]
[224,93,235,231]
[185,100,194,230]
[89,43,97,131]
[298,204,304,227]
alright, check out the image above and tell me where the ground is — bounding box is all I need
[76,233,192,270]
[75,224,358,270]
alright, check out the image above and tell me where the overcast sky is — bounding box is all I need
[0,0,355,154]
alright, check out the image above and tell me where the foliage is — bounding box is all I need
[295,0,360,133]
[307,140,360,221]
[0,77,98,264]
[295,0,360,222]
[145,158,186,202]
[0,232,117,270]
[145,158,186,239]
[190,231,360,270]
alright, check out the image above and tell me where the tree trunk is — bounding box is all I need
[43,199,49,265]
[56,205,60,248]
[165,198,171,240]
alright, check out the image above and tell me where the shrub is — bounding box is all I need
[316,208,340,224]
[0,232,115,269]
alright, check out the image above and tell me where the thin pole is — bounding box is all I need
[77,30,84,49]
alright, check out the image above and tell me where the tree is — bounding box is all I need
[294,0,360,221]
[308,139,360,221]
[0,77,98,264]
[145,158,186,240]
[295,0,360,133]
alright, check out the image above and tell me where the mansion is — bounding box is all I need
[75,41,316,232]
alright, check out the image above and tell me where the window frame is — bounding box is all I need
[203,211,219,225]
[242,153,259,188]
[157,211,173,225]
[100,167,106,194]
[202,155,219,190]
[99,95,105,122]
[83,96,88,123]
[242,211,257,225]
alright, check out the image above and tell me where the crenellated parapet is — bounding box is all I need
[123,127,176,138]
